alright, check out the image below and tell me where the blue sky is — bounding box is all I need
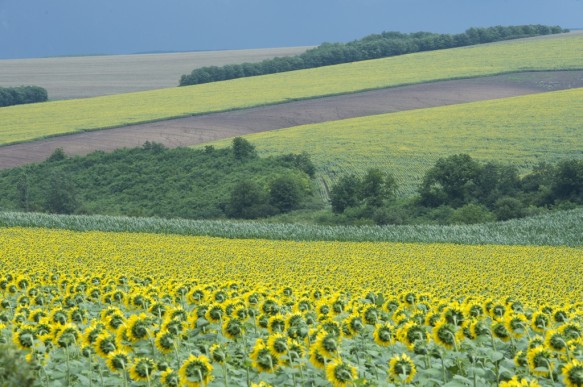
[1,0,582,59]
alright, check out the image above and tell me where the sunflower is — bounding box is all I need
[398,321,429,350]
[94,332,117,358]
[492,320,512,342]
[562,358,583,387]
[160,368,179,387]
[325,359,358,387]
[129,357,156,383]
[205,303,224,323]
[388,353,416,384]
[13,326,36,350]
[222,318,243,340]
[178,354,213,387]
[250,339,279,373]
[82,322,105,347]
[545,329,568,352]
[315,330,341,358]
[233,305,248,321]
[155,329,175,355]
[55,323,80,348]
[125,313,151,342]
[309,346,327,370]
[106,350,129,373]
[266,333,289,357]
[531,311,550,333]
[443,304,465,326]
[526,346,555,377]
[344,313,364,337]
[499,376,541,386]
[209,343,226,364]
[267,314,286,334]
[433,320,457,349]
[504,313,528,338]
[373,323,395,346]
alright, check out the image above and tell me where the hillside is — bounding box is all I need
[0,32,581,147]
[201,87,583,197]
[0,144,314,219]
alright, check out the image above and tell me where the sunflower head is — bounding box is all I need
[106,350,129,373]
[373,323,394,347]
[388,353,416,384]
[562,358,583,387]
[129,357,156,382]
[325,359,358,387]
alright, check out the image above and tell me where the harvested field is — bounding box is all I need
[1,70,582,170]
[0,47,311,100]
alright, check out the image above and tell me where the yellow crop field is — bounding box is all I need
[1,33,582,145]
[1,227,582,385]
[206,87,583,196]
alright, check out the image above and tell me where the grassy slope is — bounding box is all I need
[0,209,581,246]
[204,87,583,196]
[1,33,582,145]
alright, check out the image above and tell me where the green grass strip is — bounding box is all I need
[0,209,581,247]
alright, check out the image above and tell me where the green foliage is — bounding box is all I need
[269,175,306,213]
[180,25,566,86]
[450,204,495,224]
[0,85,47,107]
[227,180,277,219]
[330,175,361,213]
[0,208,581,246]
[0,142,313,219]
[232,137,257,161]
[551,159,583,203]
[0,343,38,386]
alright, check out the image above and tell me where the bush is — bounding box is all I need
[494,197,526,221]
[450,204,495,224]
[0,85,48,107]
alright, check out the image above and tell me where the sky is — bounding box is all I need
[1,0,582,59]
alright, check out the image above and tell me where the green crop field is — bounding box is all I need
[0,33,582,146]
[203,87,583,197]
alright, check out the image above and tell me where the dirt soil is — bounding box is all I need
[1,70,582,170]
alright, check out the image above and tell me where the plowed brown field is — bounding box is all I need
[1,70,582,170]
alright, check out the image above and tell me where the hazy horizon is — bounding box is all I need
[1,0,582,60]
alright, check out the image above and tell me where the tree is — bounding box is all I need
[419,154,482,207]
[227,180,274,219]
[232,137,257,161]
[44,172,77,214]
[551,159,583,204]
[330,174,361,213]
[269,175,304,213]
[359,168,397,207]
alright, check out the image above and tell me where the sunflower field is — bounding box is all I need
[1,227,582,386]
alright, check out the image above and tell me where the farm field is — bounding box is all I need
[2,70,583,170]
[205,87,583,197]
[1,227,582,385]
[0,46,312,100]
[0,32,582,147]
[1,208,582,247]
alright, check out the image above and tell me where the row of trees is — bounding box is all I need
[329,155,583,225]
[179,25,566,86]
[0,86,48,107]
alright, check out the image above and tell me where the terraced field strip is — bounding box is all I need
[2,71,582,169]
[205,87,583,197]
[0,32,582,146]
[0,46,312,100]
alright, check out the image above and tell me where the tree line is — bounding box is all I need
[179,25,567,86]
[327,155,583,225]
[0,86,48,107]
